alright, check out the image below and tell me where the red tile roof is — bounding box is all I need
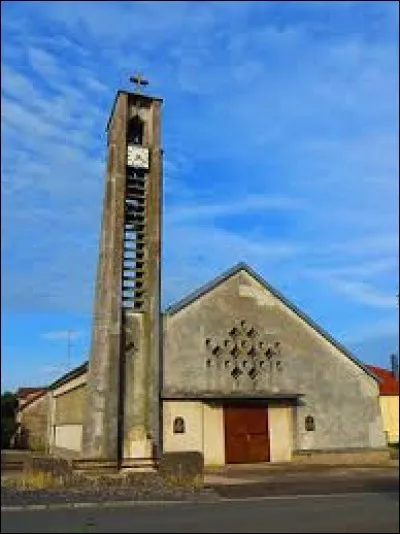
[16,387,47,398]
[367,366,399,396]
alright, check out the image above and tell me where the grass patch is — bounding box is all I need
[161,472,204,490]
[2,469,68,490]
[1,468,204,492]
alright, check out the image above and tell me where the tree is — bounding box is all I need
[1,391,18,449]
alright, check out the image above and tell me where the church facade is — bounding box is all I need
[161,263,386,464]
[17,81,390,468]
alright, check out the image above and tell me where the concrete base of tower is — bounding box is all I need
[72,458,120,474]
[120,458,158,471]
[121,437,159,470]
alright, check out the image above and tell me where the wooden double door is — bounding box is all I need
[224,404,270,463]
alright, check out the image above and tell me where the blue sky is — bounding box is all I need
[1,1,399,392]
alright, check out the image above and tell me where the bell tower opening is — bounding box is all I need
[123,162,147,312]
[127,115,144,145]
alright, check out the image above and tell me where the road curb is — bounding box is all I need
[1,499,205,512]
[1,495,220,512]
[3,490,399,512]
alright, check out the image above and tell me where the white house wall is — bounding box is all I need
[163,401,203,455]
[162,401,225,466]
[54,425,83,452]
[268,404,292,462]
[202,403,225,465]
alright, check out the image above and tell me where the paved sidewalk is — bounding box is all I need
[203,463,399,499]
[204,460,399,483]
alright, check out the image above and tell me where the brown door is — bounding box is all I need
[224,405,269,463]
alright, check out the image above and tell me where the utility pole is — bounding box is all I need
[67,330,73,370]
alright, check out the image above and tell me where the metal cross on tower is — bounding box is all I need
[130,74,149,93]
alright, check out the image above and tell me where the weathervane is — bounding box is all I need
[130,73,149,94]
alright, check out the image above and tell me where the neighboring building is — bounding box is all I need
[15,387,49,451]
[48,363,88,456]
[16,387,47,410]
[367,365,399,445]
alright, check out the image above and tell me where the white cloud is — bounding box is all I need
[324,234,399,257]
[344,318,399,345]
[325,279,396,309]
[162,220,303,308]
[28,47,65,81]
[166,195,305,223]
[38,364,68,375]
[42,330,81,341]
[304,258,397,281]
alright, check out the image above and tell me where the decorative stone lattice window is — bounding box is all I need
[173,417,185,434]
[205,319,283,381]
[305,415,315,431]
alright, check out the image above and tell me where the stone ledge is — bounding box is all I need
[120,457,157,470]
[292,448,391,465]
[72,458,119,474]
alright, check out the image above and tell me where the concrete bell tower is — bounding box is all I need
[80,76,162,470]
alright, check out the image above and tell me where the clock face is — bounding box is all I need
[127,145,149,169]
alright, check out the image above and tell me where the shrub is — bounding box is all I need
[1,392,18,449]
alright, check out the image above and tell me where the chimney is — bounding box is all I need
[390,353,399,379]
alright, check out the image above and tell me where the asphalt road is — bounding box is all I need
[2,492,399,533]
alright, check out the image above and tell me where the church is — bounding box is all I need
[17,79,392,469]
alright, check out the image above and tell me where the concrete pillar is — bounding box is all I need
[80,93,128,466]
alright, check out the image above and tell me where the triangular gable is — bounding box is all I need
[164,262,379,383]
